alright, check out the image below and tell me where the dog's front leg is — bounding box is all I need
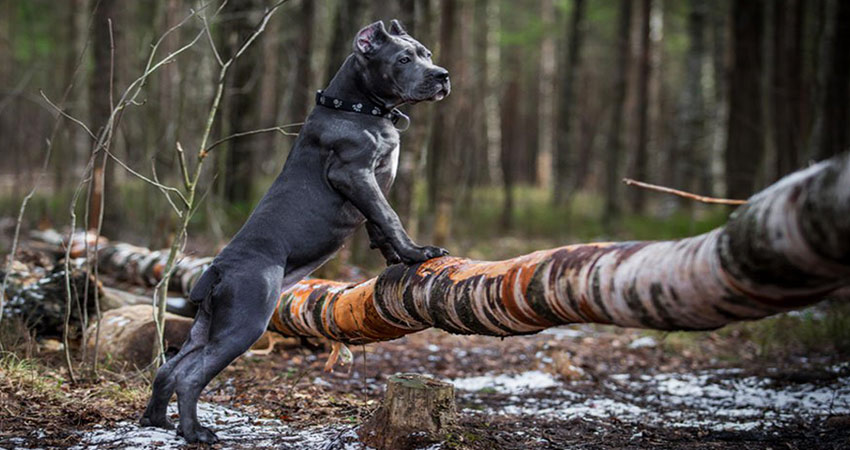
[328,161,447,264]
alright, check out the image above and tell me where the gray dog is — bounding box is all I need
[140,20,450,444]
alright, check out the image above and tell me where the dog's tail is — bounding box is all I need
[188,265,221,312]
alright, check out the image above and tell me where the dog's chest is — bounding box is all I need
[369,129,400,191]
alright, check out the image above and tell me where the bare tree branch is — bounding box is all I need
[622,178,747,205]
[204,123,302,153]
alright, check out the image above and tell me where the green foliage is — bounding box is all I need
[12,1,58,63]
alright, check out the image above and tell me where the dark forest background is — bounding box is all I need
[1,0,848,271]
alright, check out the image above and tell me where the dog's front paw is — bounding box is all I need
[398,245,449,265]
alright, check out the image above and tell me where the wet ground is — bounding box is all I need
[7,318,839,450]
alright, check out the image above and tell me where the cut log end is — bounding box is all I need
[358,373,456,450]
[87,305,194,368]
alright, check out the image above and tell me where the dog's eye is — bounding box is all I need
[399,56,411,64]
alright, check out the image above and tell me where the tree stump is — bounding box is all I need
[358,373,456,449]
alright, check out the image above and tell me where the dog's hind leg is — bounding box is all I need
[140,266,221,429]
[172,270,281,444]
[139,308,211,429]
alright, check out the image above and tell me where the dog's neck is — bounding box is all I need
[322,55,402,111]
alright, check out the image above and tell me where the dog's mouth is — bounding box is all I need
[430,82,450,102]
[407,81,450,104]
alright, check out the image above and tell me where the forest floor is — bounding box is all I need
[2,306,850,449]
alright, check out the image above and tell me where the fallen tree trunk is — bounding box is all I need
[269,154,850,344]
[88,305,194,368]
[0,264,101,338]
[39,155,850,345]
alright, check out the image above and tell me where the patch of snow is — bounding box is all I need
[449,370,560,394]
[628,336,657,349]
[540,327,586,339]
[72,402,348,450]
[455,368,850,433]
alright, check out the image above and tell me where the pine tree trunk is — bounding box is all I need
[725,0,766,200]
[391,0,434,236]
[630,0,652,213]
[89,0,118,234]
[816,0,850,160]
[670,0,708,207]
[603,0,633,228]
[771,0,805,178]
[428,0,463,246]
[287,0,316,123]
[553,0,586,205]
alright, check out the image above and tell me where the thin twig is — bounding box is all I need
[232,0,289,61]
[622,178,747,206]
[151,160,184,217]
[204,124,301,153]
[104,149,189,207]
[175,142,191,191]
[200,10,224,68]
[39,91,97,140]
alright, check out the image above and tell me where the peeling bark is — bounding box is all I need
[47,155,850,345]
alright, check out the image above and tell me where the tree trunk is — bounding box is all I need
[427,0,464,246]
[816,0,850,160]
[325,0,367,83]
[391,0,433,236]
[670,0,708,207]
[287,0,317,123]
[771,0,805,178]
[709,0,729,197]
[1,266,100,339]
[499,58,520,230]
[725,0,766,200]
[89,0,118,234]
[269,154,850,343]
[258,3,282,168]
[535,0,556,191]
[86,305,194,369]
[629,0,652,213]
[553,0,586,205]
[603,0,633,228]
[222,0,263,204]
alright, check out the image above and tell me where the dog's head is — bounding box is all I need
[352,20,450,106]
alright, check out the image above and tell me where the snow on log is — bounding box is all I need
[37,154,850,345]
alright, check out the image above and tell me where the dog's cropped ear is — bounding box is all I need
[389,19,407,36]
[354,21,390,55]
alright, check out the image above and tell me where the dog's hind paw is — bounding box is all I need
[139,415,174,430]
[178,424,219,444]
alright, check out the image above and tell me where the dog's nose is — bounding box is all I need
[436,69,449,81]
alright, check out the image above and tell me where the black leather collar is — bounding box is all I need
[315,90,409,130]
